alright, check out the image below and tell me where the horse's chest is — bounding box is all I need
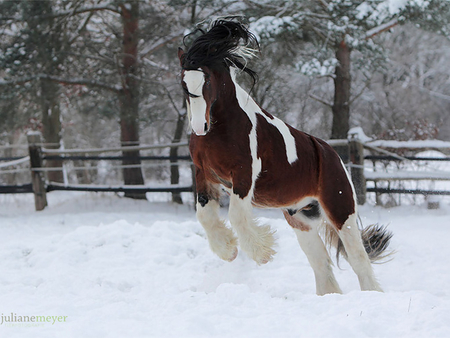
[203,146,250,178]
[192,136,254,189]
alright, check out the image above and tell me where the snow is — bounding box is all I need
[250,16,296,41]
[365,18,399,39]
[348,126,373,143]
[355,0,430,24]
[1,192,450,337]
[0,156,29,169]
[365,169,450,180]
[298,58,337,77]
[368,139,450,149]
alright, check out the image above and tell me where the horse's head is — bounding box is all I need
[178,18,259,136]
[178,51,218,136]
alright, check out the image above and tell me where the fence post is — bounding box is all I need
[349,136,366,205]
[27,132,48,211]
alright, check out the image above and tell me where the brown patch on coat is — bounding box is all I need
[282,210,311,231]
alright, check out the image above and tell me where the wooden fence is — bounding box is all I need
[0,132,194,210]
[347,136,450,206]
[1,132,450,210]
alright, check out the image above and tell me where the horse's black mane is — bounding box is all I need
[182,18,259,83]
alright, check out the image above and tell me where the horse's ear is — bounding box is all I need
[178,47,185,67]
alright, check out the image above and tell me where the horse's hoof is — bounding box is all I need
[254,247,276,265]
[225,247,238,262]
[258,257,270,265]
[251,225,276,265]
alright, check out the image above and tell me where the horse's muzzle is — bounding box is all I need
[192,120,209,136]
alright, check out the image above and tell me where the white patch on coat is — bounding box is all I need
[340,159,358,212]
[184,70,208,136]
[230,69,262,186]
[258,113,298,164]
[226,69,276,264]
[230,69,298,164]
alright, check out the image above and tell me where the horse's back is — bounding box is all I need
[254,121,355,220]
[253,120,320,207]
[293,129,356,227]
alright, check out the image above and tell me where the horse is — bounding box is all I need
[178,19,392,295]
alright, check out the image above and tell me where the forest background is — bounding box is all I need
[1,0,450,198]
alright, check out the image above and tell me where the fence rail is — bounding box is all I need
[0,156,30,168]
[365,155,450,162]
[0,183,33,194]
[47,182,193,194]
[41,142,189,155]
[42,155,192,161]
[366,187,450,196]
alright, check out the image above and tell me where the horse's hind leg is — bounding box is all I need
[320,194,382,291]
[316,152,383,292]
[335,213,383,291]
[283,207,342,295]
[196,181,238,262]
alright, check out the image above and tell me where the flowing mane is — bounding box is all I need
[181,19,259,83]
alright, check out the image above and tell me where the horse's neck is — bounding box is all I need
[228,69,259,125]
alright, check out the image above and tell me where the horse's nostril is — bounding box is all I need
[204,122,208,132]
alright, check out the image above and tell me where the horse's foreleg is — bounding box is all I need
[283,211,342,295]
[195,178,238,262]
[228,193,276,265]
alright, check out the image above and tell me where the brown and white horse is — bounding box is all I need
[178,19,391,295]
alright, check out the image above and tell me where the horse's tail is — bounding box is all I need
[326,220,394,265]
[360,223,394,263]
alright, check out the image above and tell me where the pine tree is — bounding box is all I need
[248,0,450,157]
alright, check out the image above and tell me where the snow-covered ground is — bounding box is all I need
[1,192,450,337]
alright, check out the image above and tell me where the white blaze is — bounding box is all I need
[184,70,208,136]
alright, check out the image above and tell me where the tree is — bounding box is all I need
[0,0,86,182]
[248,0,450,157]
[0,0,167,198]
[353,23,450,140]
[116,0,146,198]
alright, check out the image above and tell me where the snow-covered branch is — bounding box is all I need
[414,84,450,102]
[365,19,398,40]
[0,75,38,87]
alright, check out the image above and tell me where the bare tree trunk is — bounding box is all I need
[170,111,187,204]
[331,39,351,162]
[25,1,64,182]
[190,0,197,24]
[119,1,146,199]
[40,79,63,182]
